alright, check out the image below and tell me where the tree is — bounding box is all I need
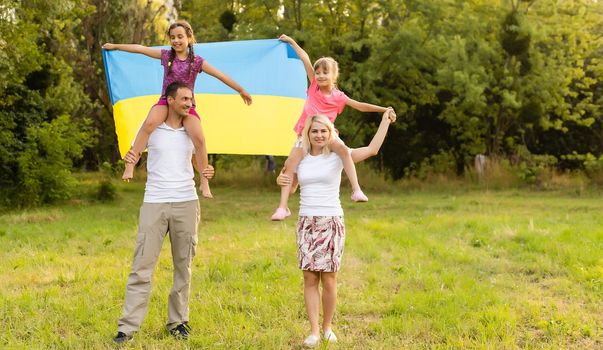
[0,0,93,205]
[3,0,602,202]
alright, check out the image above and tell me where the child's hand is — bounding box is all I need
[382,111,392,123]
[202,165,215,180]
[381,108,396,123]
[278,34,294,44]
[102,43,116,50]
[386,107,397,123]
[239,90,252,105]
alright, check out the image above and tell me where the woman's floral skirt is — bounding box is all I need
[296,216,345,272]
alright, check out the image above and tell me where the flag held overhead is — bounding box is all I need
[103,39,306,157]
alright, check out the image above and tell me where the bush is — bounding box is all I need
[96,181,117,202]
[404,150,457,180]
[96,162,117,202]
[582,154,603,186]
[562,153,603,187]
[515,155,558,186]
[0,114,91,207]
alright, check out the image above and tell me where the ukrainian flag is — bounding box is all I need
[103,39,306,157]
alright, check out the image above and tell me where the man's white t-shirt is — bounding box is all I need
[297,152,343,216]
[143,122,198,203]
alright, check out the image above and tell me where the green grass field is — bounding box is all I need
[1,176,601,349]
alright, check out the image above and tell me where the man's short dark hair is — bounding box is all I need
[165,81,191,99]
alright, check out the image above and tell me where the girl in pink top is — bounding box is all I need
[271,35,395,221]
[103,20,252,198]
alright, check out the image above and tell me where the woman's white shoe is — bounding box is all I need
[323,329,338,343]
[303,334,320,348]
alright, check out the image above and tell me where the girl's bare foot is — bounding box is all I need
[122,164,134,181]
[200,178,213,198]
[351,188,368,202]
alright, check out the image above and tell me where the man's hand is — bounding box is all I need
[202,165,215,180]
[124,149,140,164]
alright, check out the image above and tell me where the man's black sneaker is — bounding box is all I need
[170,323,191,340]
[113,331,132,343]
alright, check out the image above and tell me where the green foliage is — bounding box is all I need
[501,10,531,57]
[95,162,117,202]
[404,150,457,180]
[219,9,237,32]
[515,154,558,185]
[0,1,97,206]
[563,152,603,185]
[2,0,603,206]
[1,114,92,206]
[180,0,603,179]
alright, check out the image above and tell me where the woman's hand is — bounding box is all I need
[102,43,117,50]
[276,171,292,187]
[385,107,397,123]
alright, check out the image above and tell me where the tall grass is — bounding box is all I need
[1,172,601,349]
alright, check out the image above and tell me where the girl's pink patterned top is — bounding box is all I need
[160,49,205,106]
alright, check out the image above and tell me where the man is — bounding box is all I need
[113,81,213,343]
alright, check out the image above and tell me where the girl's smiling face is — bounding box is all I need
[169,26,189,53]
[314,66,334,90]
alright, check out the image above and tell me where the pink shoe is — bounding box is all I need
[271,207,291,221]
[351,189,368,202]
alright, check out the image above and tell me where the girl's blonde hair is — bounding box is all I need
[313,57,339,84]
[301,115,334,156]
[166,20,197,76]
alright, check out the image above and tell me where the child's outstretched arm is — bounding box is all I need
[346,98,396,115]
[102,43,162,59]
[103,43,163,181]
[278,34,314,81]
[201,62,253,105]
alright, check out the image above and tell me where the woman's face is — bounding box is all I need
[308,121,331,151]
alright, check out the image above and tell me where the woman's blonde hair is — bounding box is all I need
[313,57,339,84]
[301,115,334,156]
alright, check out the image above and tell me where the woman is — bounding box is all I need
[279,110,395,347]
